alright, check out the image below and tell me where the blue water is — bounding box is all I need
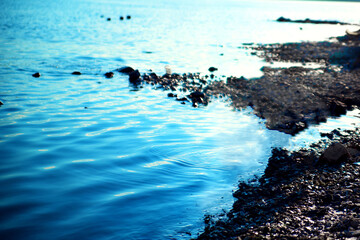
[0,0,359,239]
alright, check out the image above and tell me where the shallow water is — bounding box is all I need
[0,0,359,239]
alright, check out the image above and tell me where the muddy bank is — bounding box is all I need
[195,128,360,239]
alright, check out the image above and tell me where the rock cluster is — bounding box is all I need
[196,128,360,240]
[276,16,354,25]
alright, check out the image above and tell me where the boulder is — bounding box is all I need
[116,66,135,74]
[72,71,81,75]
[318,143,350,165]
[129,70,140,83]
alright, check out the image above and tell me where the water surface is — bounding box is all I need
[0,0,359,239]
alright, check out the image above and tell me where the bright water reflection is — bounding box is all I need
[0,0,359,239]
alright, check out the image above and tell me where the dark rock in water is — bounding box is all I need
[105,72,114,78]
[318,143,350,165]
[149,72,159,80]
[117,66,135,74]
[329,100,347,116]
[120,16,124,20]
[187,91,208,105]
[208,67,218,72]
[32,72,41,78]
[126,15,131,20]
[107,18,111,21]
[0,100,3,105]
[129,70,140,83]
[167,93,177,98]
[72,71,81,75]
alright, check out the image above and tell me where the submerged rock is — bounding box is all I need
[72,71,81,75]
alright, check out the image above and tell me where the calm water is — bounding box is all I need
[0,0,359,239]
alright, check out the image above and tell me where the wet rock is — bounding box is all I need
[72,71,81,75]
[117,66,135,74]
[104,72,114,78]
[149,72,159,80]
[167,93,177,98]
[127,15,131,20]
[32,72,40,78]
[329,100,347,116]
[187,91,208,105]
[318,142,350,165]
[129,70,140,83]
[208,67,218,72]
[0,100,3,105]
[176,97,188,102]
[107,18,111,21]
[120,16,124,20]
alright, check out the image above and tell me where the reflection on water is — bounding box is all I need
[0,0,359,239]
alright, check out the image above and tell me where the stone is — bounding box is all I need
[104,72,114,78]
[329,100,347,116]
[72,71,81,75]
[208,67,218,72]
[318,143,350,165]
[32,72,40,78]
[120,16,124,20]
[129,70,140,83]
[107,18,111,21]
[0,100,3,105]
[116,66,135,74]
[126,15,131,20]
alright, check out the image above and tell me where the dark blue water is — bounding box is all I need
[0,0,359,239]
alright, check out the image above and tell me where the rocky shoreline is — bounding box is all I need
[112,32,360,135]
[195,128,360,239]
[190,31,360,239]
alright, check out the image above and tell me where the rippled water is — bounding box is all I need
[0,0,359,239]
